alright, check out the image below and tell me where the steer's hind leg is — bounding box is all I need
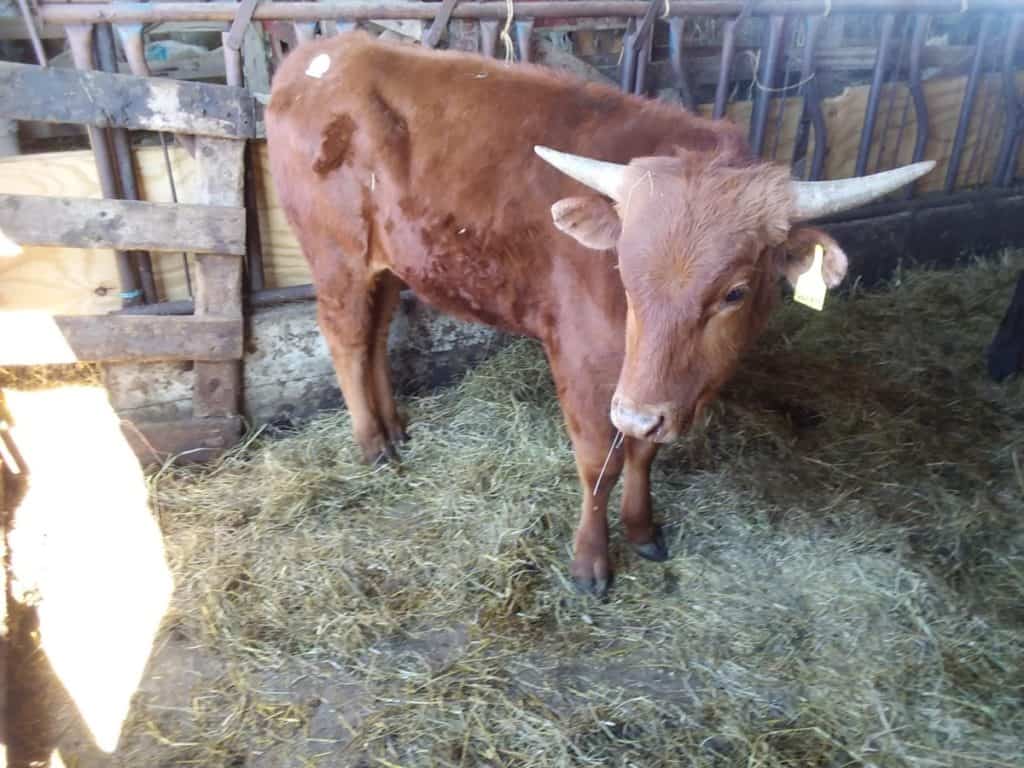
[308,232,397,464]
[368,271,409,449]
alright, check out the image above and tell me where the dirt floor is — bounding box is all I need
[5,254,1024,767]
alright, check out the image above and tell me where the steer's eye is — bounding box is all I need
[723,285,748,305]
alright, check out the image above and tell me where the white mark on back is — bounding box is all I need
[305,53,331,79]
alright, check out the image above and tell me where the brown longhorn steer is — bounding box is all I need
[265,32,934,596]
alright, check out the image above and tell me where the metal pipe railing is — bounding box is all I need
[855,13,896,177]
[64,22,144,309]
[994,14,1024,187]
[748,15,785,157]
[34,1,1022,25]
[95,21,159,304]
[944,13,998,193]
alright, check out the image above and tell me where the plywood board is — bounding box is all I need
[2,71,1021,316]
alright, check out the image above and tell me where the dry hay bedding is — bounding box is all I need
[116,256,1024,767]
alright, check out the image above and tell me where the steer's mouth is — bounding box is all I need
[610,393,699,443]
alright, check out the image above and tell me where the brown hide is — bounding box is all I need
[264,32,823,595]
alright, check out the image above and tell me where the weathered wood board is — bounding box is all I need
[0,194,245,254]
[103,293,512,428]
[0,314,242,365]
[1,71,1021,316]
[0,61,258,139]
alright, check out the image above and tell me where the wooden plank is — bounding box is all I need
[0,314,242,365]
[0,194,246,254]
[0,61,257,139]
[192,136,246,421]
[120,415,242,466]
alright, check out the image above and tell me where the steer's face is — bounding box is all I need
[546,149,846,441]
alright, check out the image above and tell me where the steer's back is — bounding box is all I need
[265,31,748,337]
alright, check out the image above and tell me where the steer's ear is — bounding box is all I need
[778,227,849,289]
[550,196,621,251]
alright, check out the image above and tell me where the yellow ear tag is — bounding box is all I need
[793,243,827,311]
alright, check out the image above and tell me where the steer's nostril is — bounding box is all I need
[643,414,664,439]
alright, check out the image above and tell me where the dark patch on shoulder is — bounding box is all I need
[369,88,411,179]
[313,113,357,176]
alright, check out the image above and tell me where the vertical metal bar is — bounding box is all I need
[515,19,534,63]
[768,17,792,162]
[15,0,47,66]
[620,18,638,92]
[888,16,922,174]
[65,23,143,309]
[223,28,265,295]
[749,15,784,158]
[872,14,910,173]
[854,13,895,177]
[293,21,318,44]
[118,21,193,294]
[223,29,244,86]
[480,20,499,58]
[668,17,697,111]
[994,14,1024,187]
[901,13,931,199]
[964,69,999,186]
[116,22,147,75]
[96,22,158,304]
[792,15,823,179]
[634,12,655,95]
[944,13,996,193]
[713,19,738,120]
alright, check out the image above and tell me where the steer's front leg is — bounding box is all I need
[546,344,625,597]
[569,432,624,596]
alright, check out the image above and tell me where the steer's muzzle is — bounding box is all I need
[610,393,682,443]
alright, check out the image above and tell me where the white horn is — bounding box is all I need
[534,145,630,202]
[792,160,937,220]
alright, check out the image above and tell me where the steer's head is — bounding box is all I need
[536,142,934,442]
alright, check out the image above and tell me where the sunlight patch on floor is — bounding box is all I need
[5,385,173,754]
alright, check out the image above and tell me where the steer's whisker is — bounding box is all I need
[593,430,625,495]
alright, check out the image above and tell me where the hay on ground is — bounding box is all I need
[32,255,1024,765]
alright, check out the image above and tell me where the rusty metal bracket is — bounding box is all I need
[422,0,460,48]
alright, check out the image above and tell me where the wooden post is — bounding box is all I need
[192,137,246,427]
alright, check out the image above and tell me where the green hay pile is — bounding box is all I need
[124,255,1022,767]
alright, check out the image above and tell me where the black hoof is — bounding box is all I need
[632,526,670,562]
[573,574,612,598]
